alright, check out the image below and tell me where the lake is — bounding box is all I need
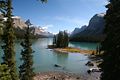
[0,38,98,75]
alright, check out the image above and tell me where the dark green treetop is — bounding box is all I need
[1,0,18,80]
[100,0,120,80]
[0,64,12,80]
[19,19,34,80]
[54,30,69,48]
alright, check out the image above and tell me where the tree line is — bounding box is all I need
[53,31,69,48]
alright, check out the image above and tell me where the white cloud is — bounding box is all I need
[42,24,54,30]
[55,16,88,26]
[52,32,57,35]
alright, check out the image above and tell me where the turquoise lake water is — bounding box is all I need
[0,38,98,75]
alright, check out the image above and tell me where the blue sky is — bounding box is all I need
[13,0,107,33]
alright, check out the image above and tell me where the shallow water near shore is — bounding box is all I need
[0,38,98,75]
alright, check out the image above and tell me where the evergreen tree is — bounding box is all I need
[0,64,12,80]
[63,31,69,47]
[100,0,120,80]
[56,31,64,48]
[1,0,18,80]
[0,18,3,37]
[53,35,57,46]
[0,0,6,37]
[96,44,101,55]
[19,1,47,79]
[55,31,69,48]
[39,0,47,3]
[19,19,34,80]
[0,0,48,79]
[0,0,7,16]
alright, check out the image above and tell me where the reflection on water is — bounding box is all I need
[69,42,99,50]
[54,52,68,66]
[0,38,98,74]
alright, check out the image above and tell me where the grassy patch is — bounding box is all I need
[54,47,96,54]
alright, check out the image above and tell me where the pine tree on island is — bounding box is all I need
[53,30,69,48]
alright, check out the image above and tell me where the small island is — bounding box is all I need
[48,31,97,55]
[54,47,96,54]
[48,45,96,55]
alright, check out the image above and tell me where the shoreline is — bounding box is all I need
[34,71,83,80]
[34,71,100,80]
[44,46,101,80]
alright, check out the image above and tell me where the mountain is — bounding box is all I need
[70,13,106,42]
[70,25,87,37]
[0,14,53,38]
[30,26,53,38]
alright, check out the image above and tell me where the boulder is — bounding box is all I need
[85,61,94,66]
[54,64,61,67]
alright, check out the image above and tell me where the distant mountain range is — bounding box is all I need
[70,13,106,42]
[0,14,53,38]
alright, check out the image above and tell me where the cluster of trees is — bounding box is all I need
[53,31,69,48]
[0,0,47,80]
[99,0,120,80]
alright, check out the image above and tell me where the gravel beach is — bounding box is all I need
[34,71,101,80]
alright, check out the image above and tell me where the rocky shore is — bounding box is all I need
[45,46,101,80]
[34,71,101,80]
[34,71,84,80]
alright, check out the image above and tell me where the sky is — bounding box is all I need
[13,0,108,34]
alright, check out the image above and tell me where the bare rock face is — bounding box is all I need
[70,13,106,42]
[12,16,27,29]
[86,13,105,35]
[70,25,87,37]
[30,26,53,38]
[0,14,53,38]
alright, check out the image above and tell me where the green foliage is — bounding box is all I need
[63,31,69,47]
[0,18,4,37]
[0,0,48,79]
[100,0,120,80]
[19,21,34,80]
[1,0,18,80]
[0,0,7,15]
[96,44,101,55]
[56,31,64,48]
[53,35,56,46]
[0,0,6,38]
[0,64,12,80]
[54,31,69,48]
[39,0,47,3]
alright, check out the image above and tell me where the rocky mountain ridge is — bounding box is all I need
[70,25,87,37]
[70,13,106,42]
[0,14,53,38]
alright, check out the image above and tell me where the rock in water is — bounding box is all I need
[54,64,61,67]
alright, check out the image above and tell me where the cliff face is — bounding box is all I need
[30,26,53,38]
[70,13,106,42]
[12,16,27,29]
[0,14,53,38]
[70,25,87,37]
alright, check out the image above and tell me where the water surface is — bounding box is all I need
[0,38,98,75]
